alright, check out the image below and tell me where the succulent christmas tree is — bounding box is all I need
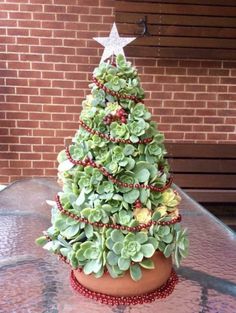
[36,53,188,283]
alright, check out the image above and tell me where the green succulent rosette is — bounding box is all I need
[36,54,189,281]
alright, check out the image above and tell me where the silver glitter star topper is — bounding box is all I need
[93,23,136,64]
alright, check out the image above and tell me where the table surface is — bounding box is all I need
[0,178,235,313]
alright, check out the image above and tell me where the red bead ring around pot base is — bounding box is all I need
[70,269,178,306]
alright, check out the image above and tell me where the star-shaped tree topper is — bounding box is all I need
[93,23,136,64]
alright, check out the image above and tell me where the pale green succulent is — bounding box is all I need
[106,229,158,281]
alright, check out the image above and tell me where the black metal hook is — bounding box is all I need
[137,16,150,36]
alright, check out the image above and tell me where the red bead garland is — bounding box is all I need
[70,269,179,305]
[65,147,173,193]
[78,119,153,144]
[93,76,144,104]
[56,195,182,232]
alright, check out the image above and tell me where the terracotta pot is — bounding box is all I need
[73,251,172,297]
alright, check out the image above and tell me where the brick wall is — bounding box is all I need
[0,0,236,184]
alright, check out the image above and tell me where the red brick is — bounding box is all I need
[20,104,43,112]
[1,168,21,175]
[54,47,75,55]
[193,125,214,132]
[207,101,227,108]
[183,117,203,124]
[144,67,165,75]
[0,129,9,135]
[40,88,61,96]
[17,120,39,128]
[33,129,55,136]
[42,21,64,29]
[215,125,235,132]
[177,76,197,83]
[0,136,19,143]
[33,161,54,168]
[161,116,181,123]
[153,108,174,115]
[52,80,74,88]
[53,97,75,105]
[56,130,74,137]
[33,145,54,152]
[33,13,55,20]
[152,92,172,100]
[218,109,236,116]
[0,70,17,77]
[20,4,43,11]
[62,122,79,129]
[43,137,64,144]
[218,93,236,101]
[187,68,208,76]
[45,169,57,175]
[30,46,52,54]
[185,100,206,108]
[43,105,65,112]
[18,20,41,28]
[204,117,224,124]
[40,121,62,129]
[174,93,194,100]
[51,113,73,121]
[11,129,32,136]
[10,160,31,168]
[9,12,32,19]
[196,93,216,101]
[175,109,195,116]
[22,168,44,175]
[185,85,206,92]
[66,105,81,113]
[223,61,236,68]
[207,85,227,92]
[57,14,78,22]
[20,137,42,144]
[207,133,227,140]
[171,124,192,131]
[20,153,41,160]
[17,87,39,95]
[7,112,28,119]
[43,153,57,160]
[6,78,28,86]
[29,112,51,120]
[196,109,217,116]
[221,77,236,84]
[185,133,206,140]
[225,116,236,125]
[42,72,64,79]
[164,132,184,140]
[9,145,32,152]
[63,89,84,97]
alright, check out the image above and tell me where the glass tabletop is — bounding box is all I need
[0,178,235,313]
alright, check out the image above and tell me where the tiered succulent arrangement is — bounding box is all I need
[36,54,188,282]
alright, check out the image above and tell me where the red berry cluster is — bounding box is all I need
[93,76,144,103]
[103,108,128,125]
[70,269,178,305]
[134,199,142,208]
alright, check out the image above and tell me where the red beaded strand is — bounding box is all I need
[92,76,144,104]
[65,147,173,193]
[70,269,179,305]
[78,119,153,144]
[56,195,182,232]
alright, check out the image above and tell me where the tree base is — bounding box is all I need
[70,252,178,305]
